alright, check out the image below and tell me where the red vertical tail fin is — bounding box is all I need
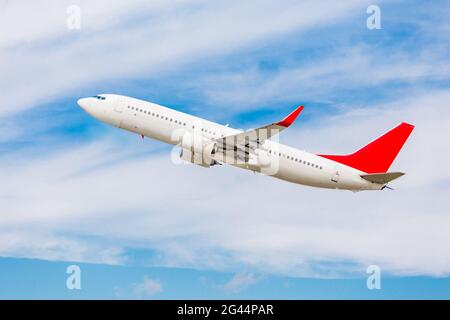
[318,122,415,173]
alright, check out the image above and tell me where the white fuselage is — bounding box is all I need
[77,94,383,191]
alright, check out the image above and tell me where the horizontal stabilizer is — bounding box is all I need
[361,172,405,184]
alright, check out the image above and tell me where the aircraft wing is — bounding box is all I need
[213,106,304,163]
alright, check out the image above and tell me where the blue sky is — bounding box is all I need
[1,257,450,299]
[0,0,450,299]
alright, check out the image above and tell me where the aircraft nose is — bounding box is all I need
[77,98,89,110]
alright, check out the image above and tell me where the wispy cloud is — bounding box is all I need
[223,273,261,293]
[189,44,450,113]
[114,275,164,298]
[0,229,124,264]
[0,0,367,116]
[132,276,163,298]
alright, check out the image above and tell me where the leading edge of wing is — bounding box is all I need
[214,105,305,151]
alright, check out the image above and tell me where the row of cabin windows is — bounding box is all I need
[200,127,225,137]
[267,149,323,170]
[128,105,187,126]
[127,105,224,137]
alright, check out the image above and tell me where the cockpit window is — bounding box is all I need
[92,95,106,100]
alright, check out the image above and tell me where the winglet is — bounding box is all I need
[276,106,304,127]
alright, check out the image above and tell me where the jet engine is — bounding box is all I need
[179,133,220,167]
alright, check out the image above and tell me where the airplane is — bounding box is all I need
[77,94,414,191]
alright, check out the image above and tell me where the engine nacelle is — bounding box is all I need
[179,133,219,168]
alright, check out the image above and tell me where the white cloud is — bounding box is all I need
[0,0,187,48]
[132,276,163,298]
[0,229,124,265]
[0,0,367,116]
[195,46,450,111]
